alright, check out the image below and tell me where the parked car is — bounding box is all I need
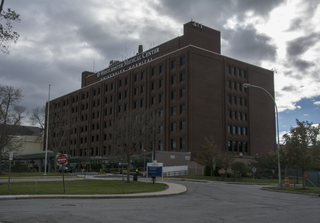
[58,166,73,173]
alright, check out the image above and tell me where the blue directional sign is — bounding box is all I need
[147,162,163,178]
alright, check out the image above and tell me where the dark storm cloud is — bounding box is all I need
[286,32,320,72]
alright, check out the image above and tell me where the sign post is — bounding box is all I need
[118,162,129,193]
[56,154,68,193]
[252,167,257,182]
[82,163,87,179]
[7,152,13,194]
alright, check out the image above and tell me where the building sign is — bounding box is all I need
[96,47,160,81]
[147,162,163,178]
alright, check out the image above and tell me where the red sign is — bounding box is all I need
[56,154,68,165]
[304,173,308,178]
[82,163,87,168]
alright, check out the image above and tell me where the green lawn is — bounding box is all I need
[174,174,299,184]
[267,186,320,195]
[0,172,78,178]
[1,180,167,195]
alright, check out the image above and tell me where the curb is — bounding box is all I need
[260,187,320,197]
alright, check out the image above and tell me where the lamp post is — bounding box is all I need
[44,84,50,175]
[243,83,283,189]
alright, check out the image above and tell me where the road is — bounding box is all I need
[0,180,318,223]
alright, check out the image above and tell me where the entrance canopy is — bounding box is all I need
[2,150,57,161]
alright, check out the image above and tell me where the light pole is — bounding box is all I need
[44,84,50,175]
[143,149,146,178]
[243,83,283,189]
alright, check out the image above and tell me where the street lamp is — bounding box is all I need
[243,83,283,189]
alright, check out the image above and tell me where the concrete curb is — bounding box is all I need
[0,182,187,200]
[260,187,320,197]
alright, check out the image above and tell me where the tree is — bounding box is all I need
[283,119,320,189]
[111,109,154,182]
[29,106,46,129]
[195,137,218,177]
[231,162,248,179]
[47,107,73,172]
[0,0,20,54]
[0,85,26,175]
[215,150,235,180]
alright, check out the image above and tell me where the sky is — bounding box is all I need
[0,0,319,141]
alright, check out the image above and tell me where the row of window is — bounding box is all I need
[227,110,248,121]
[227,95,247,106]
[228,141,248,153]
[171,121,186,131]
[227,81,247,92]
[227,125,248,135]
[227,65,247,78]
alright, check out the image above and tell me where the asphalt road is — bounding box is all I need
[0,180,319,223]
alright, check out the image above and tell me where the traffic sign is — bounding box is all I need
[82,163,87,168]
[218,169,225,174]
[252,167,257,173]
[56,154,68,165]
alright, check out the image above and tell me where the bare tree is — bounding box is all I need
[29,106,46,129]
[47,107,72,171]
[0,85,26,174]
[0,0,20,54]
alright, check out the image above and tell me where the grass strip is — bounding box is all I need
[266,186,320,195]
[0,180,167,195]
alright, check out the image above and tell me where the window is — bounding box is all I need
[105,109,108,116]
[227,80,231,89]
[159,94,163,103]
[119,80,122,87]
[125,77,128,85]
[238,97,242,105]
[232,82,236,90]
[227,95,231,103]
[228,110,232,118]
[232,67,235,75]
[238,83,242,91]
[244,142,248,152]
[141,99,144,107]
[141,85,145,93]
[233,141,237,152]
[238,112,242,120]
[119,92,122,100]
[92,112,95,119]
[151,96,156,105]
[228,125,231,133]
[171,60,176,69]
[152,82,156,90]
[105,85,108,92]
[158,140,163,151]
[237,68,240,77]
[242,70,246,78]
[93,89,96,96]
[105,97,108,104]
[110,107,113,114]
[180,137,185,150]
[119,105,122,112]
[171,123,176,132]
[227,65,231,74]
[110,95,113,102]
[171,106,176,115]
[159,65,164,73]
[172,75,176,84]
[159,79,163,88]
[111,83,113,90]
[171,139,176,150]
[125,104,128,111]
[134,87,138,95]
[228,141,232,151]
[233,96,237,105]
[93,101,95,107]
[180,72,185,82]
[243,127,248,135]
[233,126,237,134]
[141,72,145,80]
[180,104,185,114]
[135,74,138,82]
[233,111,236,119]
[238,127,242,135]
[152,67,156,76]
[134,101,138,109]
[243,98,247,106]
[180,121,185,130]
[171,91,176,100]
[243,113,247,121]
[180,56,185,66]
[180,88,185,98]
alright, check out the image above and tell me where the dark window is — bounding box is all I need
[105,97,108,103]
[233,141,237,152]
[231,67,235,75]
[119,92,122,100]
[141,72,145,80]
[233,111,237,119]
[152,82,156,90]
[227,80,231,89]
[180,72,185,82]
[171,139,176,150]
[237,68,240,76]
[180,137,185,150]
[159,65,164,73]
[125,104,128,111]
[228,110,231,118]
[233,96,237,105]
[141,85,145,93]
[171,91,176,100]
[105,109,108,116]
[180,57,185,66]
[180,88,185,98]
[243,113,247,121]
[111,83,113,90]
[125,91,128,98]
[242,70,246,78]
[159,94,163,103]
[152,67,156,76]
[180,104,185,114]
[171,123,176,132]
[125,77,128,85]
[141,99,144,107]
[243,98,247,106]
[171,106,176,115]
[243,127,248,135]
[151,96,156,104]
[228,141,232,151]
[228,125,231,133]
[110,107,113,114]
[172,75,176,84]
[134,87,138,95]
[119,80,122,87]
[238,83,242,91]
[233,126,237,134]
[93,101,95,107]
[119,105,122,112]
[244,142,248,152]
[227,65,231,74]
[180,121,185,130]
[135,74,138,82]
[232,82,236,90]
[93,89,96,96]
[110,95,113,102]
[134,101,137,109]
[105,85,108,91]
[238,112,242,120]
[171,60,176,69]
[159,79,163,88]
[227,95,231,103]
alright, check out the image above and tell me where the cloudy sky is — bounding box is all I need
[1,0,319,140]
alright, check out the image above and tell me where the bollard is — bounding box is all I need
[284,177,290,187]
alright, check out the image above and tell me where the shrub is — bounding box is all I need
[214,166,221,176]
[204,166,214,176]
[231,162,248,178]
